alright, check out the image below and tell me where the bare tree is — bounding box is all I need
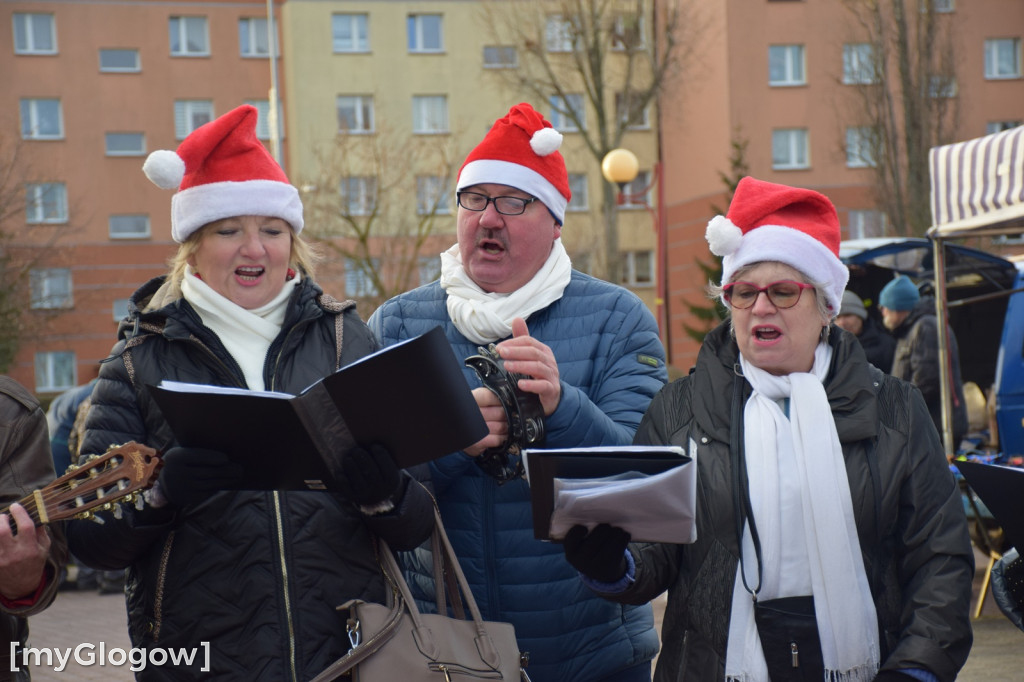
[839,0,960,237]
[298,126,458,311]
[476,0,701,282]
[0,130,73,373]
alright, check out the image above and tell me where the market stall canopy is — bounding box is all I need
[928,125,1024,239]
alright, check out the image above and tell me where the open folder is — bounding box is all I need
[147,326,487,492]
[523,446,697,544]
[955,460,1024,551]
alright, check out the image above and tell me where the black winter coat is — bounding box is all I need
[67,276,434,681]
[597,323,974,682]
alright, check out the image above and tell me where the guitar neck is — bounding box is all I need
[2,491,44,531]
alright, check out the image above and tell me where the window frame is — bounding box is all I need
[13,13,57,55]
[615,92,650,130]
[30,268,73,309]
[332,13,369,53]
[20,98,63,140]
[344,257,379,297]
[566,173,589,212]
[337,95,375,134]
[549,93,585,132]
[239,16,274,58]
[845,127,877,168]
[412,95,449,134]
[620,250,655,287]
[104,132,146,157]
[25,183,68,224]
[99,48,140,73]
[843,43,876,85]
[483,45,517,69]
[108,214,151,239]
[985,38,1022,80]
[610,13,646,52]
[771,128,810,170]
[769,44,806,86]
[847,209,887,239]
[416,176,451,215]
[341,176,377,216]
[174,100,215,140]
[407,14,443,54]
[35,351,76,393]
[546,14,575,53]
[112,298,131,322]
[619,171,652,210]
[169,16,210,57]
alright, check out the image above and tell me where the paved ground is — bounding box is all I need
[22,547,1023,680]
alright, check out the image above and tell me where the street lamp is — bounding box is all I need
[600,148,669,362]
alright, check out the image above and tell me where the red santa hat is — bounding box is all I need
[142,104,303,243]
[706,176,848,313]
[457,102,571,224]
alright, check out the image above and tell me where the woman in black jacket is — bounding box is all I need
[562,178,974,682]
[67,105,433,681]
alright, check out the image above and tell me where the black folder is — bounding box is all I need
[148,326,487,491]
[955,460,1024,551]
[524,446,694,542]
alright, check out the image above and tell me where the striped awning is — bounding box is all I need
[928,125,1024,239]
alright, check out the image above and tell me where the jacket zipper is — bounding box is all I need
[272,491,299,682]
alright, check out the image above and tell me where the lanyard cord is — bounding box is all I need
[730,366,764,602]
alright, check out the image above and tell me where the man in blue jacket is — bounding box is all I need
[369,102,667,682]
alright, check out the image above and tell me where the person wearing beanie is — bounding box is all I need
[560,177,973,682]
[369,102,666,682]
[835,289,896,372]
[879,275,969,448]
[66,105,434,679]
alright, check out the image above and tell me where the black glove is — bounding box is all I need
[335,444,402,509]
[563,523,631,583]
[157,447,246,507]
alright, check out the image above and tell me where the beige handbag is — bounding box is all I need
[312,506,530,681]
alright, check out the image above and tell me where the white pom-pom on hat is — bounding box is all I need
[706,215,743,256]
[143,150,186,190]
[530,127,563,156]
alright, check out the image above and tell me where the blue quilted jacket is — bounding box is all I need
[368,270,667,682]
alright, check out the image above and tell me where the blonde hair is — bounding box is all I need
[167,218,321,285]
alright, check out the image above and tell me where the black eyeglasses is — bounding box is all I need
[722,280,816,310]
[457,191,538,216]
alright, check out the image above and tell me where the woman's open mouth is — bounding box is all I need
[235,266,264,282]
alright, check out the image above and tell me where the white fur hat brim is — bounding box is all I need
[170,180,304,243]
[458,159,567,224]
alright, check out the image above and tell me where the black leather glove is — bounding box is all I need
[157,447,246,507]
[563,523,631,583]
[335,444,402,510]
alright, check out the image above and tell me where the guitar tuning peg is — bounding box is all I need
[134,495,144,511]
[91,514,105,525]
[111,505,123,520]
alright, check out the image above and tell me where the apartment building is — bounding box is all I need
[659,0,1024,369]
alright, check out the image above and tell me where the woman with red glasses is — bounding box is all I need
[560,177,974,682]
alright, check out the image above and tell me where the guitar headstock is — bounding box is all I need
[32,442,163,525]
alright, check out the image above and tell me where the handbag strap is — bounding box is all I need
[730,367,764,600]
[310,591,404,682]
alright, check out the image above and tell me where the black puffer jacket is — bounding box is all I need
[598,324,974,682]
[67,275,434,681]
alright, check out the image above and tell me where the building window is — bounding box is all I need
[341,176,377,216]
[99,49,140,72]
[546,15,575,53]
[566,174,588,212]
[337,96,375,134]
[239,17,274,58]
[407,14,442,53]
[985,38,1021,80]
[344,258,379,297]
[930,0,954,12]
[13,13,56,55]
[845,127,877,168]
[105,132,145,156]
[928,75,957,98]
[35,351,76,393]
[412,96,448,134]
[843,43,876,84]
[112,298,131,322]
[848,210,887,239]
[549,93,585,132]
[26,183,67,224]
[20,99,63,140]
[333,14,369,53]
[416,176,450,215]
[30,268,72,309]
[245,100,281,141]
[611,13,645,51]
[616,92,649,129]
[483,46,517,68]
[418,256,439,286]
[772,129,810,170]
[620,171,652,209]
[169,16,209,57]
[109,214,150,239]
[621,251,654,287]
[174,100,214,139]
[987,120,1022,134]
[769,45,806,86]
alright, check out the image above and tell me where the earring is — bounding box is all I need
[286,268,296,280]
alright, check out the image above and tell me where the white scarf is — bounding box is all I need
[724,343,879,682]
[439,238,573,344]
[180,265,299,392]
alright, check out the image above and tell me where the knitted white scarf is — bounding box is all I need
[180,265,299,392]
[724,343,879,682]
[439,238,572,344]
